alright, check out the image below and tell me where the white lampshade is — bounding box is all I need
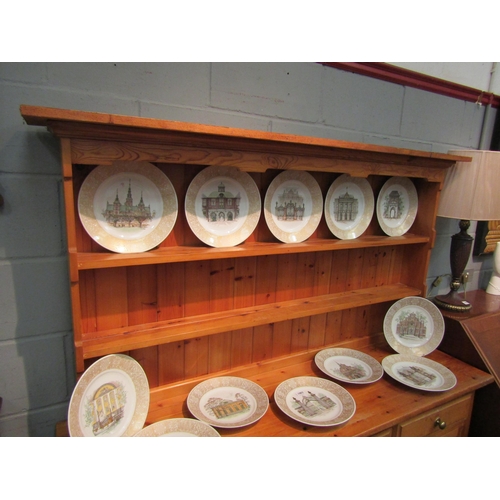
[438,150,500,221]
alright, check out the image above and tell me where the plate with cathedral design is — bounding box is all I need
[382,354,457,392]
[314,348,383,384]
[187,376,269,429]
[67,354,150,437]
[383,296,445,357]
[324,174,374,240]
[185,166,261,247]
[78,161,178,253]
[376,176,418,236]
[274,376,356,427]
[134,418,221,437]
[264,170,323,243]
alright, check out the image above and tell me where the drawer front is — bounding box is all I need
[398,394,473,437]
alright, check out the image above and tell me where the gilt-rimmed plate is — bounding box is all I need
[376,176,418,236]
[324,174,374,240]
[185,166,261,248]
[264,170,323,243]
[274,376,356,427]
[382,354,457,392]
[134,418,221,437]
[315,348,383,384]
[187,376,269,428]
[68,354,150,437]
[78,161,178,253]
[383,296,444,356]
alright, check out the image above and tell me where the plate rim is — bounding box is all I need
[67,354,150,437]
[78,161,178,253]
[376,176,418,236]
[134,417,221,437]
[314,347,383,384]
[264,170,323,243]
[324,174,374,240]
[383,296,445,356]
[184,166,261,248]
[274,375,356,427]
[382,353,457,392]
[187,376,269,428]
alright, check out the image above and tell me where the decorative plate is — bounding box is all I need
[185,166,261,248]
[324,174,374,240]
[376,176,418,236]
[382,354,457,392]
[68,354,150,437]
[383,296,445,356]
[274,376,356,427]
[78,161,178,253]
[187,376,269,428]
[264,170,323,243]
[314,348,383,384]
[134,418,221,437]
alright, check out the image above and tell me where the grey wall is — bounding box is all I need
[0,62,496,436]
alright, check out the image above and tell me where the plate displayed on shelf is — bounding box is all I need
[382,354,457,392]
[78,161,178,253]
[68,354,150,437]
[134,418,221,437]
[314,348,383,384]
[185,166,261,247]
[274,376,356,427]
[383,296,444,357]
[376,176,418,236]
[264,170,323,243]
[187,376,269,428]
[324,174,374,240]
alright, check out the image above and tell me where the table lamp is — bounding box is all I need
[433,149,500,312]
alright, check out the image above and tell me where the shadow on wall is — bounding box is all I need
[0,129,75,436]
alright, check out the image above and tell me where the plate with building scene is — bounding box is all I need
[324,174,374,240]
[185,166,261,248]
[134,418,221,437]
[382,354,457,392]
[274,376,356,427]
[264,170,323,243]
[68,354,150,437]
[78,161,178,253]
[376,176,418,236]
[383,296,444,357]
[315,348,383,384]
[187,376,269,429]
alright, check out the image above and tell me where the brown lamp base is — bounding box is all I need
[434,291,472,312]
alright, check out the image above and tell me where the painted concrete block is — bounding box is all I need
[46,62,211,108]
[0,174,65,258]
[0,334,70,416]
[210,62,322,122]
[321,67,404,136]
[0,258,71,341]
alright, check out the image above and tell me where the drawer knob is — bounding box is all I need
[435,417,447,430]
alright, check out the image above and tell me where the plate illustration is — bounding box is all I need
[274,376,356,427]
[324,174,374,239]
[264,170,323,243]
[382,354,457,392]
[187,376,269,428]
[134,418,221,437]
[185,166,261,247]
[68,354,150,437]
[315,348,383,384]
[78,161,178,253]
[383,296,444,356]
[376,176,418,236]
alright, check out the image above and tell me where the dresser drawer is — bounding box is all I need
[398,394,473,437]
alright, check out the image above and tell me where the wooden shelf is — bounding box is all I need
[75,234,430,270]
[80,283,420,359]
